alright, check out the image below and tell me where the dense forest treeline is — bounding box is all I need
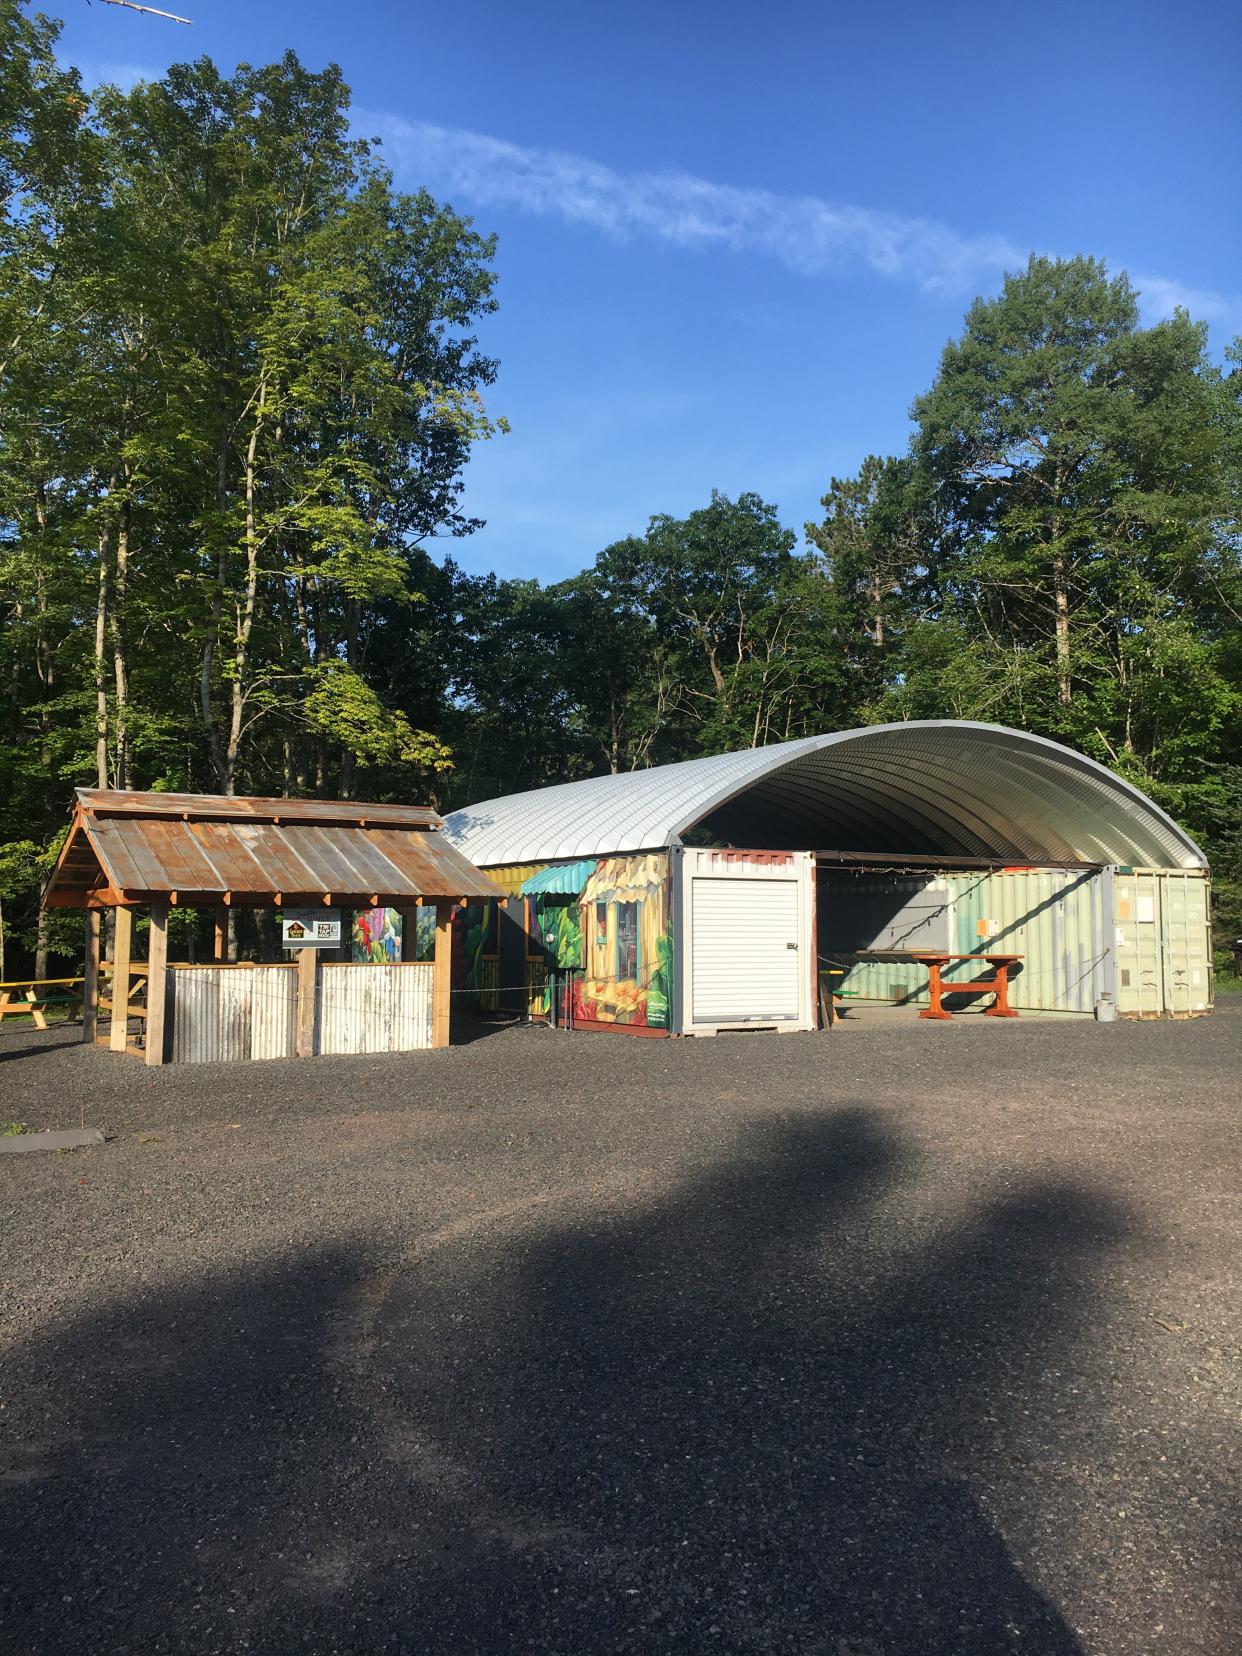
[2,3,1240,973]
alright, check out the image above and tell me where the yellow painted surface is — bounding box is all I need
[482,863,545,898]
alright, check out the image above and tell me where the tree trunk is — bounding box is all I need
[95,520,111,787]
[1053,555,1071,707]
[110,489,132,787]
[200,415,231,788]
[224,374,267,796]
[34,908,49,982]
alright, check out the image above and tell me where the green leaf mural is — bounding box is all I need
[646,932,673,1029]
[533,896,582,969]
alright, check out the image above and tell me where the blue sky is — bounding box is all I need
[56,0,1242,581]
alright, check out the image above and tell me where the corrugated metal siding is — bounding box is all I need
[831,868,1112,1014]
[483,863,546,897]
[170,965,297,1063]
[1114,870,1211,1017]
[319,963,433,1054]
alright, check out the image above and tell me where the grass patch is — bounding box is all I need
[3,1121,30,1136]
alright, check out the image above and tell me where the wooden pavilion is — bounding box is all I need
[42,790,497,1065]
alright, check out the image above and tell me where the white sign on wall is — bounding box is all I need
[282,909,342,948]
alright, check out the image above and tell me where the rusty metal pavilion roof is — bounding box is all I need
[44,790,497,910]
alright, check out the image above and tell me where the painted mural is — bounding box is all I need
[448,858,672,1030]
[529,894,582,969]
[411,906,437,962]
[576,854,671,1029]
[352,907,402,963]
[459,898,501,1010]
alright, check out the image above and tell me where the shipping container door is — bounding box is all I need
[1159,872,1211,1015]
[690,876,802,1025]
[1114,870,1211,1017]
[1114,873,1162,1016]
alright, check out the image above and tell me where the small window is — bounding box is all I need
[595,901,608,948]
[616,901,639,982]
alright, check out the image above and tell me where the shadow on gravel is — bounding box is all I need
[0,1030,82,1064]
[3,1106,1130,1654]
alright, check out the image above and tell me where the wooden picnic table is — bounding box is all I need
[908,952,1023,1021]
[0,977,85,1030]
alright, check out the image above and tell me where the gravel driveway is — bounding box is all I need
[2,1002,1240,1654]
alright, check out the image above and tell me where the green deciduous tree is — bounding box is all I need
[0,8,504,969]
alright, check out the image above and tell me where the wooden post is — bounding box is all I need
[145,899,169,1067]
[214,904,229,962]
[432,901,452,1049]
[82,910,101,1043]
[295,945,317,1058]
[109,905,133,1052]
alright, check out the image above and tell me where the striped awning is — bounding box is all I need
[519,860,599,898]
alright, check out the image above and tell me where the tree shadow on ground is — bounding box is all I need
[0,1029,82,1064]
[3,1106,1131,1654]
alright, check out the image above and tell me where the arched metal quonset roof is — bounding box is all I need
[443,721,1206,870]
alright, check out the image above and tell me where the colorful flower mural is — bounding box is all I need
[352,907,402,963]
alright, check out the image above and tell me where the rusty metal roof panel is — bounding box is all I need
[272,825,377,893]
[206,822,316,893]
[46,790,495,907]
[365,828,498,898]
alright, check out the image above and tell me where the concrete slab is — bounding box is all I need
[0,1128,105,1155]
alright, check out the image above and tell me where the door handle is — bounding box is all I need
[786,942,798,950]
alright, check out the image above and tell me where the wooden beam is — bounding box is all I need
[145,899,169,1068]
[109,906,133,1053]
[82,911,101,1043]
[213,904,228,962]
[295,947,318,1058]
[432,902,452,1049]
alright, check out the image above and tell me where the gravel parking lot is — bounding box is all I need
[2,1002,1240,1655]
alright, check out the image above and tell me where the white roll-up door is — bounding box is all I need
[690,876,802,1023]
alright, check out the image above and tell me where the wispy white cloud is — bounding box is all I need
[1130,272,1238,324]
[367,114,1241,329]
[365,114,1026,295]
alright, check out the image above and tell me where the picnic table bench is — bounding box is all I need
[908,952,1023,1020]
[823,951,1024,1022]
[0,977,85,1030]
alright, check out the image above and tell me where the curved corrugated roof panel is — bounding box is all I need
[443,722,1206,870]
